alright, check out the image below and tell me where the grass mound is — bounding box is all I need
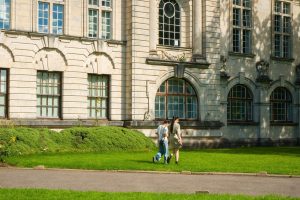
[0,127,155,158]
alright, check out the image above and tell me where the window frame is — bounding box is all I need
[155,78,198,120]
[0,68,9,119]
[36,70,62,119]
[37,0,65,35]
[227,84,253,122]
[158,0,181,47]
[0,0,11,30]
[87,74,110,120]
[87,0,112,39]
[272,0,293,58]
[231,0,253,54]
[270,87,293,123]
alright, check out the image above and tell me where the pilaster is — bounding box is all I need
[149,0,158,56]
[192,0,202,57]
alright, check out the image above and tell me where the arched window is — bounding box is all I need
[227,84,253,121]
[270,87,292,122]
[159,0,180,47]
[155,78,198,119]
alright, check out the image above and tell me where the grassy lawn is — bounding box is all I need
[4,147,300,175]
[0,189,299,200]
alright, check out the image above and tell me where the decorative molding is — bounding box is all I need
[256,60,272,84]
[146,58,210,68]
[157,50,188,62]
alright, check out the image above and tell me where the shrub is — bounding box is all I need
[0,127,155,159]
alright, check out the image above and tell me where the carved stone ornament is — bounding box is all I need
[220,55,230,79]
[157,50,188,62]
[144,111,153,121]
[256,60,272,83]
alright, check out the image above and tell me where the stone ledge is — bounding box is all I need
[270,56,295,62]
[227,121,259,126]
[5,119,224,130]
[146,58,210,68]
[3,30,126,46]
[8,119,124,128]
[124,120,224,129]
[228,52,256,58]
[270,122,298,126]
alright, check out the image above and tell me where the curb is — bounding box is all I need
[2,166,300,178]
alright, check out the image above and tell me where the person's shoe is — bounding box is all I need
[152,156,156,163]
[175,161,179,165]
[167,154,172,163]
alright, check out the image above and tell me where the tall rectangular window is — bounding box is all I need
[88,74,109,119]
[89,0,99,6]
[102,0,111,7]
[38,2,49,33]
[273,0,292,58]
[37,71,61,118]
[52,4,64,35]
[88,9,98,38]
[232,0,252,54]
[88,1,112,39]
[101,11,111,39]
[38,1,64,34]
[0,69,8,118]
[0,0,10,30]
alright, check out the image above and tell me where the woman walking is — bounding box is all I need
[169,116,182,164]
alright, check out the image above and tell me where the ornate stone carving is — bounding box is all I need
[157,50,188,62]
[144,110,154,121]
[220,55,230,79]
[256,60,272,83]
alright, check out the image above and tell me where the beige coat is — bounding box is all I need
[169,122,182,149]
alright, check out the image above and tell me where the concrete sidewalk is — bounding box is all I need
[0,167,299,197]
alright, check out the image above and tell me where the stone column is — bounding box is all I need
[193,0,203,60]
[149,0,158,57]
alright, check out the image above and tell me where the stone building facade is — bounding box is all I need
[0,0,299,147]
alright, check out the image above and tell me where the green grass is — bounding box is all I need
[4,147,300,175]
[0,189,298,200]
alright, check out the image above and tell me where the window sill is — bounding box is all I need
[227,121,259,126]
[157,45,192,51]
[228,52,256,58]
[270,122,298,126]
[36,117,62,120]
[270,56,295,62]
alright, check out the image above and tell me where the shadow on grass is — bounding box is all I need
[128,160,154,164]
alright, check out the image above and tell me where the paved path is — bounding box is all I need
[0,168,300,197]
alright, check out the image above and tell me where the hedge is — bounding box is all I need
[0,127,155,158]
